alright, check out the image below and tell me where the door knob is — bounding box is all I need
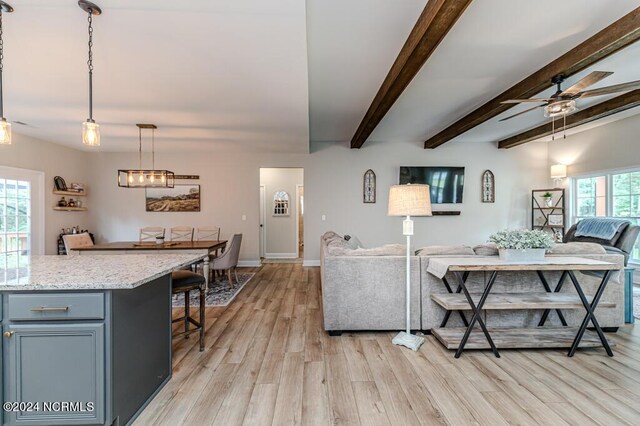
[3,331,14,338]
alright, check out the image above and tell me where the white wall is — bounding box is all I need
[548,114,640,176]
[0,133,91,254]
[260,168,303,257]
[86,140,548,264]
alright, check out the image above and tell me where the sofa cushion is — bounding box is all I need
[322,231,341,242]
[328,244,406,256]
[416,245,475,256]
[473,243,498,256]
[546,242,606,255]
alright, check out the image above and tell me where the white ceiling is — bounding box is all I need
[4,1,640,152]
[308,0,640,146]
[5,0,309,152]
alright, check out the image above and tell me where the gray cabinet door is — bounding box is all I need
[4,323,105,425]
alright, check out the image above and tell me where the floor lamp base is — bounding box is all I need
[392,331,425,351]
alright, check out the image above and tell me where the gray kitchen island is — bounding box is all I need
[0,253,205,426]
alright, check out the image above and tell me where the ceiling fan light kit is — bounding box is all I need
[500,71,640,128]
[0,1,13,145]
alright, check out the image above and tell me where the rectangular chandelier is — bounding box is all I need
[117,124,175,188]
[117,169,175,188]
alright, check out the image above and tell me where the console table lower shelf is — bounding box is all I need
[431,327,615,350]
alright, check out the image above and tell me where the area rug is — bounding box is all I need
[172,273,255,307]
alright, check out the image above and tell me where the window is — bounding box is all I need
[573,169,640,264]
[273,191,290,216]
[0,167,44,282]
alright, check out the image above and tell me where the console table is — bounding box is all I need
[427,257,619,358]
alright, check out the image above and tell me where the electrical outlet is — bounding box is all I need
[321,215,326,221]
[242,215,247,221]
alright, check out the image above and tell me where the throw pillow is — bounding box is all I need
[473,243,498,256]
[416,245,475,256]
[344,234,364,249]
[546,242,606,255]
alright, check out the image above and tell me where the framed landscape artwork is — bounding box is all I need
[146,184,201,212]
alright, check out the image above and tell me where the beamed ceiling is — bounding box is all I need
[4,0,640,152]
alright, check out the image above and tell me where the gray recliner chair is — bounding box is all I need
[564,221,640,266]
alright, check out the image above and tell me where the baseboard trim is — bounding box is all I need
[238,260,262,267]
[303,260,320,267]
[265,253,298,259]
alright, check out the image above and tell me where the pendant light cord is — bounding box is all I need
[138,126,143,171]
[0,10,4,118]
[87,11,94,121]
[152,128,155,170]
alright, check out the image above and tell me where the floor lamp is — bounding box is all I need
[388,184,432,351]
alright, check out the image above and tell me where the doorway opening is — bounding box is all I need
[259,168,304,263]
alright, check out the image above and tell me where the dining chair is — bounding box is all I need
[62,233,94,255]
[195,227,221,242]
[170,226,194,242]
[211,234,242,287]
[139,227,165,242]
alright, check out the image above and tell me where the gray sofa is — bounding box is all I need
[320,232,625,334]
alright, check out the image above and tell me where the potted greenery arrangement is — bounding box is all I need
[489,229,555,262]
[542,191,554,207]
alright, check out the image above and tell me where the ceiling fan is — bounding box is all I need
[499,71,640,121]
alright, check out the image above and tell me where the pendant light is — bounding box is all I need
[117,124,175,188]
[0,1,13,145]
[79,0,101,146]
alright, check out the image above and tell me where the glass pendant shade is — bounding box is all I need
[0,119,11,145]
[82,120,100,146]
[117,170,175,188]
[544,100,577,118]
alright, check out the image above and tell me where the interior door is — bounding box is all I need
[259,185,266,258]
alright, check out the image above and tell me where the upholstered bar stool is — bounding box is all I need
[171,270,206,351]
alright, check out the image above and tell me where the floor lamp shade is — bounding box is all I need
[388,184,433,217]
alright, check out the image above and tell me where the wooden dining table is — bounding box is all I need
[73,240,228,286]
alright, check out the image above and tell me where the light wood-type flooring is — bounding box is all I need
[134,263,640,425]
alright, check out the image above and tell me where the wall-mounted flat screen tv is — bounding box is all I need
[399,166,465,204]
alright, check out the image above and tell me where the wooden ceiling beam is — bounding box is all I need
[497,89,640,149]
[424,7,640,149]
[350,0,473,149]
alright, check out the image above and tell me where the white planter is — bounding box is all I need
[544,197,553,207]
[498,248,546,262]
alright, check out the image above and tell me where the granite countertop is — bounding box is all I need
[0,254,206,291]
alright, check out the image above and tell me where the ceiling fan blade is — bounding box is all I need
[499,104,544,122]
[577,80,640,98]
[560,71,613,96]
[501,98,552,104]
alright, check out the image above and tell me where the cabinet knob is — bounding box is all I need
[3,331,14,338]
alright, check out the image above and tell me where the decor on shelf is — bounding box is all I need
[481,170,495,203]
[145,184,200,212]
[489,229,554,262]
[118,124,175,188]
[53,176,67,191]
[548,214,563,226]
[272,191,290,216]
[79,0,102,147]
[363,169,376,203]
[0,1,13,145]
[550,164,567,186]
[542,191,553,207]
[57,197,68,207]
[388,184,432,351]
